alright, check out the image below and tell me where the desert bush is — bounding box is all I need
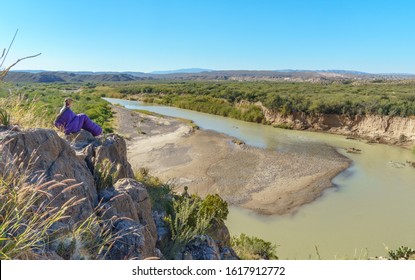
[199,193,229,225]
[163,196,213,259]
[0,83,115,132]
[388,246,415,260]
[134,169,230,259]
[113,80,415,118]
[231,233,278,260]
[162,193,229,259]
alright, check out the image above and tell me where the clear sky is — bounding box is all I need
[1,0,414,73]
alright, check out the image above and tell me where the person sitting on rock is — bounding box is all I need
[54,97,102,136]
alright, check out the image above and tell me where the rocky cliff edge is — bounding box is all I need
[0,127,236,260]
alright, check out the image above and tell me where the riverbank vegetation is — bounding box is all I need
[110,80,415,118]
[388,246,415,260]
[4,80,415,131]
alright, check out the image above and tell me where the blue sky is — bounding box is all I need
[1,0,414,73]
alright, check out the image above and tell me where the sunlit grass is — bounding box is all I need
[0,151,118,260]
[0,93,52,129]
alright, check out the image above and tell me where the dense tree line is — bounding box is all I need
[114,80,415,118]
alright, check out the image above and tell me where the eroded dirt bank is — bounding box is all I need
[261,105,415,148]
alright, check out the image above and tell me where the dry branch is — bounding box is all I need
[0,53,42,81]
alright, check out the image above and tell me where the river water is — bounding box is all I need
[105,98,415,259]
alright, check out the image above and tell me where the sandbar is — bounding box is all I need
[113,105,351,215]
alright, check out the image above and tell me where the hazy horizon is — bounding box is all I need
[2,0,415,74]
[10,68,415,75]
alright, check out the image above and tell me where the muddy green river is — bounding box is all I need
[106,98,415,259]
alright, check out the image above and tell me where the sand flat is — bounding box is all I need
[113,105,350,215]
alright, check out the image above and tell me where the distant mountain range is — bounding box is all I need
[150,68,213,74]
[4,69,415,83]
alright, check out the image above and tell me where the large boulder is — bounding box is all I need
[98,178,158,259]
[94,134,134,179]
[0,128,96,224]
[106,218,154,260]
[66,131,134,181]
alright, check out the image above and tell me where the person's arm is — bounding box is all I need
[54,106,68,129]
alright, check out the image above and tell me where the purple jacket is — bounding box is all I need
[55,107,102,136]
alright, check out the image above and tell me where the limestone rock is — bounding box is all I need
[94,134,134,180]
[106,218,146,260]
[99,178,157,259]
[0,128,96,224]
[67,131,134,180]
[182,235,220,260]
[64,130,96,150]
[220,246,239,260]
[1,127,237,260]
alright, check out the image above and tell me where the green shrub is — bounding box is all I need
[388,246,415,260]
[135,169,230,259]
[0,83,115,132]
[0,93,52,128]
[161,193,229,259]
[231,233,278,260]
[199,194,229,225]
[163,196,214,259]
[115,80,415,118]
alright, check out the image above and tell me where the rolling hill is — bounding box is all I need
[4,69,414,83]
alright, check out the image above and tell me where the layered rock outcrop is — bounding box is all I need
[261,105,415,147]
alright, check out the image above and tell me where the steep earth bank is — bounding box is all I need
[260,104,415,148]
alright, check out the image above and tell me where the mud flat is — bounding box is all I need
[113,105,351,215]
